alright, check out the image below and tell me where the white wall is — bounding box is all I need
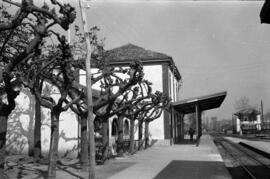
[236,114,262,133]
[79,67,131,93]
[144,65,165,140]
[6,63,176,156]
[7,86,79,157]
[144,65,163,92]
[169,68,180,102]
[81,64,165,140]
[79,68,100,91]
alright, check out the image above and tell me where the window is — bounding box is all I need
[94,117,101,133]
[111,118,118,136]
[124,120,130,135]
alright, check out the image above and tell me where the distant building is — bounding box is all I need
[233,108,261,134]
[262,112,270,132]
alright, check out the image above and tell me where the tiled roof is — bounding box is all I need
[104,43,171,62]
[103,43,181,81]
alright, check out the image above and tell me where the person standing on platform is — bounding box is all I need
[188,128,195,141]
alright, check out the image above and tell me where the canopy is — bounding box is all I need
[172,91,227,114]
[260,1,270,24]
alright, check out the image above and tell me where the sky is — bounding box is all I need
[26,0,270,120]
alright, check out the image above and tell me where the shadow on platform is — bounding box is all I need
[174,139,197,145]
[154,160,230,179]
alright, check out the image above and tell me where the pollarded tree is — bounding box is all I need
[116,82,153,154]
[129,92,170,153]
[0,0,76,177]
[65,28,145,164]
[140,91,170,149]
[110,80,170,154]
[67,60,144,164]
[21,35,84,179]
[0,3,33,171]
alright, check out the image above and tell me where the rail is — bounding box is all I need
[213,135,270,179]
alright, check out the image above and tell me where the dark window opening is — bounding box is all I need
[124,120,130,135]
[111,118,118,136]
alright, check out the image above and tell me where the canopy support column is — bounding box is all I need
[195,103,202,146]
[172,91,227,145]
[180,113,185,140]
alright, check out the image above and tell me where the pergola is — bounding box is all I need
[172,91,227,145]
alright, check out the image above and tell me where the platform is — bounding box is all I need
[5,134,231,178]
[224,137,270,155]
[108,134,231,179]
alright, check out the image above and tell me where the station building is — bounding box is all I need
[87,43,227,146]
[101,43,182,145]
[6,43,227,157]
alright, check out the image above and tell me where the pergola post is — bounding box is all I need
[170,107,173,145]
[195,103,201,146]
[171,91,227,145]
[180,113,185,140]
[174,113,177,143]
[177,114,181,142]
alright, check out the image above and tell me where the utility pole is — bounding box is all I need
[79,0,95,178]
[261,100,264,124]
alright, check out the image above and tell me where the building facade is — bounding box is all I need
[6,43,182,156]
[233,108,262,134]
[101,43,182,145]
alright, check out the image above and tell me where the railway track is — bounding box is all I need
[213,135,270,179]
[225,134,270,142]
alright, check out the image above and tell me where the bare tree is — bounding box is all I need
[142,92,170,149]
[0,0,76,177]
[127,90,170,153]
[67,60,145,163]
[111,80,170,154]
[234,96,251,112]
[66,28,144,166]
[109,82,151,156]
[22,37,85,178]
[33,80,43,160]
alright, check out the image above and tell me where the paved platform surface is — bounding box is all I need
[5,134,231,179]
[108,134,231,179]
[225,137,270,154]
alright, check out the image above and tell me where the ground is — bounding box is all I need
[4,154,135,179]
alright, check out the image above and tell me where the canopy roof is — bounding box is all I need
[172,91,227,114]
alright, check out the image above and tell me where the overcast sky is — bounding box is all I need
[56,0,270,120]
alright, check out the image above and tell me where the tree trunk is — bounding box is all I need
[129,120,135,154]
[138,120,143,151]
[80,116,89,170]
[47,107,60,179]
[27,132,34,157]
[145,121,149,149]
[102,119,108,162]
[33,98,42,160]
[117,115,124,157]
[88,113,96,179]
[0,115,8,178]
